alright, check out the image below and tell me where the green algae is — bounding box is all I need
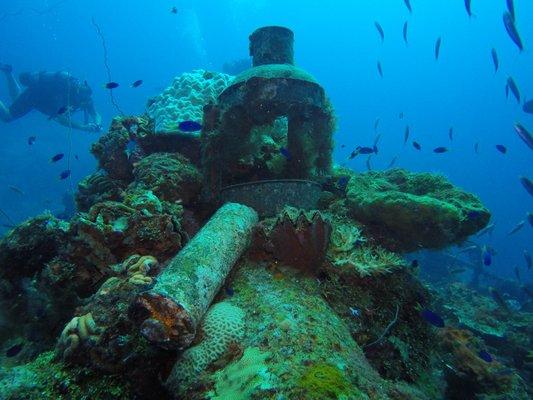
[233,64,318,85]
[344,169,490,252]
[297,363,362,400]
[0,352,129,400]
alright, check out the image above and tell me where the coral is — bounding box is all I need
[328,221,365,254]
[345,169,491,252]
[297,363,359,400]
[147,69,233,134]
[168,262,429,399]
[251,207,332,273]
[67,200,182,270]
[0,213,69,281]
[0,351,135,399]
[132,152,202,206]
[320,265,433,383]
[122,254,158,285]
[165,302,246,394]
[437,327,519,398]
[91,116,153,181]
[206,347,278,400]
[56,313,101,360]
[332,245,404,277]
[75,171,126,212]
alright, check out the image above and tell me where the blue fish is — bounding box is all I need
[280,147,292,160]
[412,141,421,150]
[178,120,202,132]
[467,210,482,220]
[225,286,234,296]
[527,212,533,228]
[358,146,377,155]
[402,21,408,45]
[478,350,493,363]
[125,139,138,159]
[131,79,143,88]
[503,12,523,51]
[104,82,119,89]
[337,176,349,190]
[27,136,36,145]
[403,0,412,13]
[495,144,507,154]
[5,343,23,358]
[59,170,71,180]
[433,146,448,153]
[50,153,64,163]
[421,309,445,328]
[482,245,492,266]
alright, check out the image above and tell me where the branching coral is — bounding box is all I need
[328,221,366,254]
[333,245,403,277]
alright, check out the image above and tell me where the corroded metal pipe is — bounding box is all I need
[129,202,258,350]
[249,26,294,66]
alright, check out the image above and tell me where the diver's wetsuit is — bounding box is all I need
[0,68,101,132]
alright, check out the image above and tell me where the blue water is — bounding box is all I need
[0,0,531,280]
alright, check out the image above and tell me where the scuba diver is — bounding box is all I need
[0,63,102,132]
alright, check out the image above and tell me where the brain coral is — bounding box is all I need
[345,169,490,252]
[147,70,234,134]
[166,301,245,395]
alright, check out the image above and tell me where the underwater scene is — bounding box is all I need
[0,0,532,399]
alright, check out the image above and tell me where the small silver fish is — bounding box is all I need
[374,118,381,132]
[377,61,383,78]
[435,37,442,60]
[507,220,525,235]
[465,0,472,17]
[503,11,523,51]
[507,77,521,103]
[491,48,499,73]
[375,22,384,42]
[525,250,532,270]
[404,125,410,145]
[477,223,495,237]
